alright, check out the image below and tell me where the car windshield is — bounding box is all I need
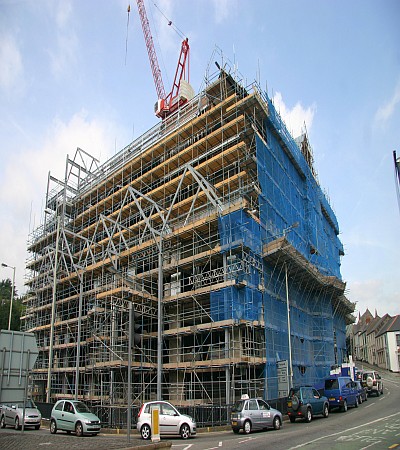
[25,399,36,408]
[362,372,373,380]
[325,379,339,390]
[231,400,245,412]
[74,402,91,413]
[14,400,36,408]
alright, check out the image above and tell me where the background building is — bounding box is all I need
[23,64,354,425]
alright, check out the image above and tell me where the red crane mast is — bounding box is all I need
[136,0,166,102]
[135,0,192,118]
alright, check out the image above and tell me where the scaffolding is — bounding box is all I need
[23,61,354,425]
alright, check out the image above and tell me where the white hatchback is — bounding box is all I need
[137,400,196,440]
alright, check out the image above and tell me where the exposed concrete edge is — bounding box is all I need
[116,442,172,450]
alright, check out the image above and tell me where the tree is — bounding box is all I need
[0,278,23,331]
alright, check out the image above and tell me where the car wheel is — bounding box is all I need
[75,422,84,437]
[323,404,329,418]
[376,390,380,397]
[243,420,252,434]
[180,423,191,439]
[273,416,281,430]
[233,428,240,434]
[50,419,57,434]
[0,416,6,428]
[291,395,300,411]
[305,408,312,423]
[341,400,348,412]
[358,395,362,404]
[141,424,151,440]
[15,417,20,430]
[289,416,296,423]
[35,424,40,430]
[354,397,358,408]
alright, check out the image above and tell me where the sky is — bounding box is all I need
[0,0,399,318]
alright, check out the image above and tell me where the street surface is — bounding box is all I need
[1,364,399,450]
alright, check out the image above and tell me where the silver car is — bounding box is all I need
[137,400,196,440]
[231,395,282,434]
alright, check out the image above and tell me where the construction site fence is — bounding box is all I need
[36,400,289,429]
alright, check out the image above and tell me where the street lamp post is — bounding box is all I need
[1,263,16,330]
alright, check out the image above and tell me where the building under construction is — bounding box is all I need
[23,63,354,425]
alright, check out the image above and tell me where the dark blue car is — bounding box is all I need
[324,377,359,412]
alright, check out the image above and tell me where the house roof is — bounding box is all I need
[366,313,393,336]
[365,315,382,335]
[376,315,400,337]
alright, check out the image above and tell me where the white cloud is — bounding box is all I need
[0,33,23,92]
[0,110,117,295]
[55,0,73,28]
[272,92,316,138]
[349,279,400,317]
[374,78,400,124]
[211,0,230,24]
[47,0,79,77]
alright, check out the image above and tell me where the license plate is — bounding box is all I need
[329,397,335,401]
[287,401,292,407]
[232,421,237,426]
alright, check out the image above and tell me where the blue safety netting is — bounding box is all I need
[256,101,344,280]
[210,286,263,322]
[218,210,262,254]
[210,91,348,399]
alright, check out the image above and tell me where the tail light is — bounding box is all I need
[373,381,377,386]
[138,405,144,418]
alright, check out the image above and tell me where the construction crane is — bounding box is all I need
[135,0,194,119]
[394,150,400,214]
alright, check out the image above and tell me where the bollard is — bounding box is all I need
[151,405,160,442]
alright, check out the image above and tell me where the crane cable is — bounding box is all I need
[125,4,131,66]
[152,1,186,40]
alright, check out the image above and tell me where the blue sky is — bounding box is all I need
[0,0,399,317]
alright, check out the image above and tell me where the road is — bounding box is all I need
[1,366,399,450]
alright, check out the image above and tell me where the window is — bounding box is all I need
[64,402,74,413]
[55,402,63,411]
[162,403,177,416]
[248,400,258,411]
[396,334,400,347]
[258,400,269,410]
[325,379,339,390]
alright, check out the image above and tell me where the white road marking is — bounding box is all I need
[360,442,382,449]
[288,411,400,449]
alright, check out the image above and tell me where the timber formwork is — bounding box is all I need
[23,65,354,424]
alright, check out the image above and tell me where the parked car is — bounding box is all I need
[324,376,358,412]
[355,370,364,381]
[230,395,282,434]
[0,399,41,430]
[355,380,368,404]
[287,386,329,423]
[137,400,196,440]
[362,371,384,397]
[50,400,101,437]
